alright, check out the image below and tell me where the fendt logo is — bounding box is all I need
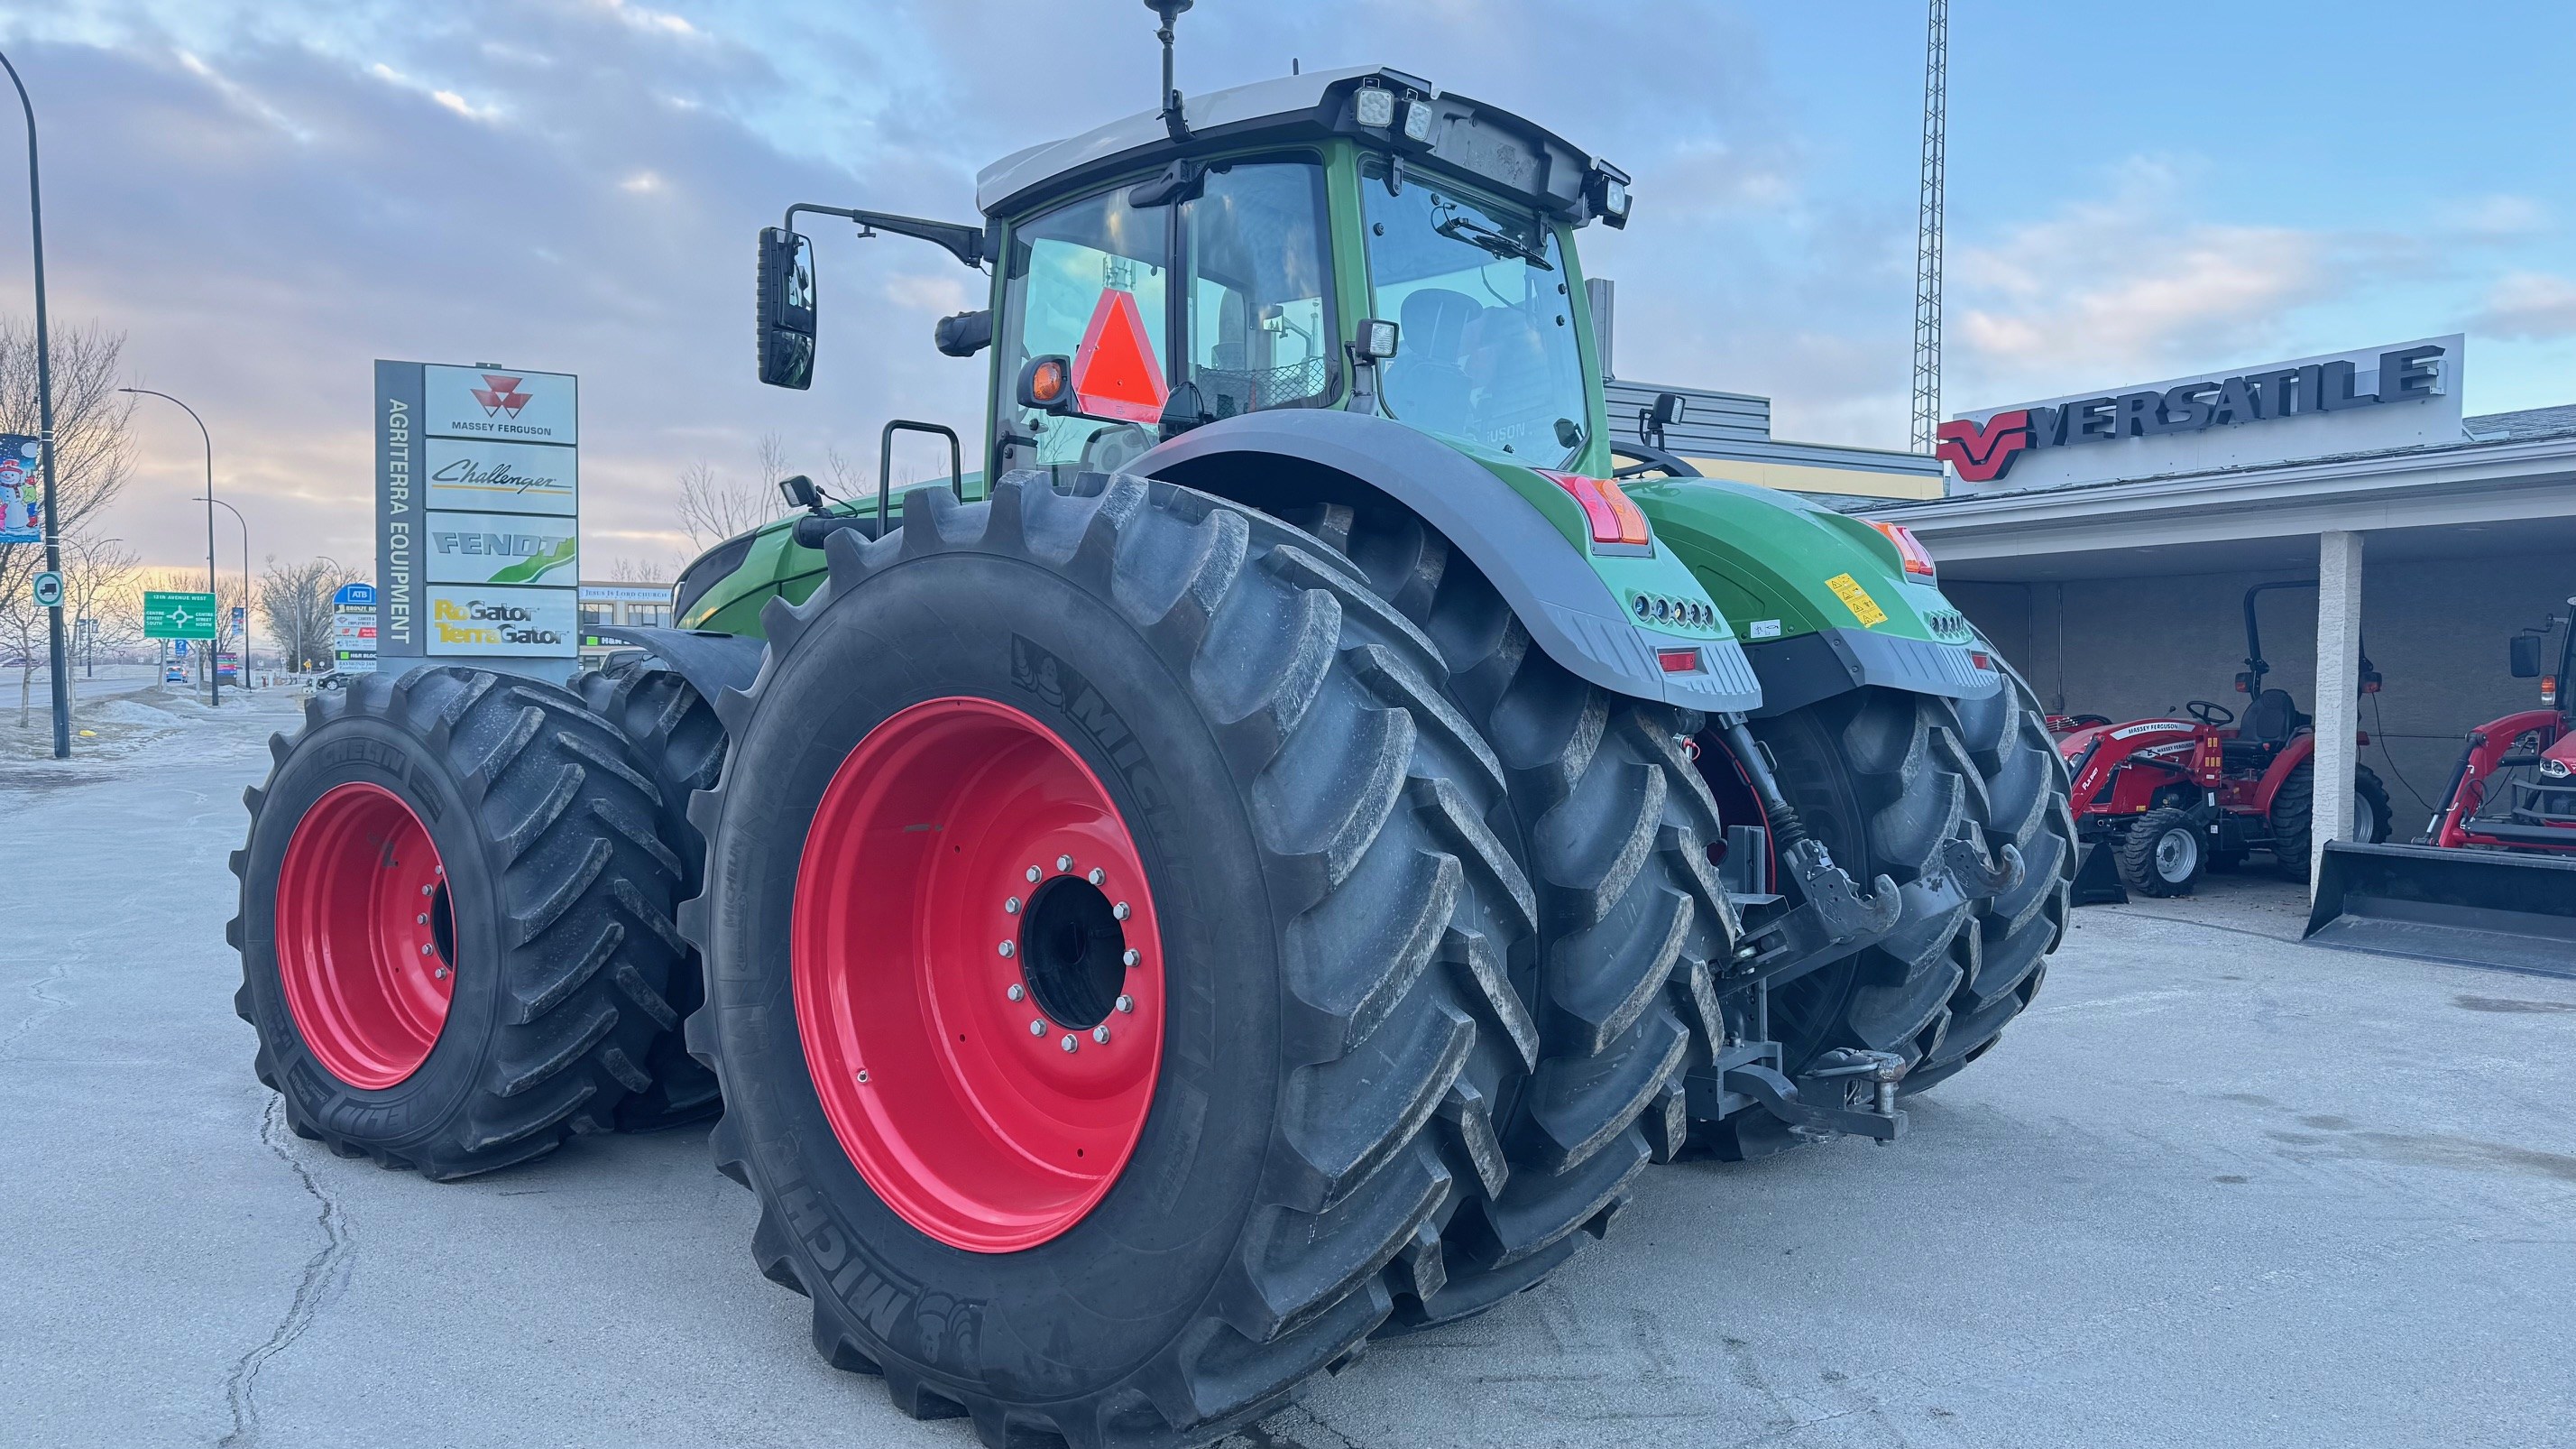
[471,374,534,419]
[1935,411,2031,484]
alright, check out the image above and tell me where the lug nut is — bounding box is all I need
[1116,994,1135,1014]
[1088,867,1105,886]
[1029,1020,1045,1036]
[998,940,1015,958]
[420,884,434,897]
[1092,1025,1110,1044]
[433,966,448,980]
[1026,865,1042,883]
[1122,948,1140,968]
[1007,983,1025,1002]
[1056,854,1074,872]
[1112,901,1130,921]
[419,943,434,955]
[417,913,429,925]
[1060,1034,1077,1053]
[1005,896,1021,915]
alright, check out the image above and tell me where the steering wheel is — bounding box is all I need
[2186,700,2234,727]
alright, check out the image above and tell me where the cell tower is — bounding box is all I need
[1910,0,1947,453]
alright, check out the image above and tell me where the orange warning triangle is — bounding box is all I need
[1072,288,1169,425]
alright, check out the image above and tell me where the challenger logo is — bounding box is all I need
[1935,410,2031,484]
[471,374,534,419]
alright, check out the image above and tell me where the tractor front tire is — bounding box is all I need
[2114,808,2204,898]
[2269,760,2394,881]
[230,667,685,1178]
[684,476,1544,1446]
[573,658,728,1131]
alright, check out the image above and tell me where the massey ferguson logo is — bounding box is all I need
[471,374,533,419]
[1937,343,2447,485]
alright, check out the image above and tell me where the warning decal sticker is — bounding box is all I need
[1072,289,1170,424]
[1825,573,1889,628]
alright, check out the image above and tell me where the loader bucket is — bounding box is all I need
[2304,841,2576,979]
[2071,840,2129,906]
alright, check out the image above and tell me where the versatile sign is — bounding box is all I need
[30,570,61,608]
[0,434,40,544]
[1940,336,2463,491]
[144,590,220,640]
[379,361,578,671]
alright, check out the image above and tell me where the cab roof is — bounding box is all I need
[974,65,1623,228]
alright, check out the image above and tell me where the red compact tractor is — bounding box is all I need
[2053,582,2391,898]
[2420,602,2576,853]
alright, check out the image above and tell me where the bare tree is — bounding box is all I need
[600,554,676,584]
[256,554,367,674]
[676,432,795,548]
[0,319,135,722]
[1,534,138,724]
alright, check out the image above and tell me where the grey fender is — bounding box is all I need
[1134,411,1762,715]
[586,626,765,709]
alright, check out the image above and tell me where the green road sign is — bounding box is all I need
[144,590,220,640]
[30,570,61,608]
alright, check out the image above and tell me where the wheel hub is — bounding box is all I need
[273,782,455,1089]
[793,697,1164,1253]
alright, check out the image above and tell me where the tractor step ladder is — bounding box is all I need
[2305,841,2576,979]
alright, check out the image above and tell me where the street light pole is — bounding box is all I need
[1,47,69,758]
[120,387,218,706]
[198,494,249,688]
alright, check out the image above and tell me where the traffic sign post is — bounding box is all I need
[143,589,219,640]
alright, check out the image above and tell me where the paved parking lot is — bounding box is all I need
[4,694,2571,1449]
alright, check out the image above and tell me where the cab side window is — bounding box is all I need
[998,188,1171,477]
[1183,162,1335,419]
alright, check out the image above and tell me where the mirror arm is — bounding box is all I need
[786,202,987,271]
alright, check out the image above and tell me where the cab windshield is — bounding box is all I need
[1362,166,1587,465]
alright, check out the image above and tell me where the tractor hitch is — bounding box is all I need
[1687,1041,1909,1145]
[1731,835,1902,983]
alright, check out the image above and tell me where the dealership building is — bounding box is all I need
[1868,335,2576,853]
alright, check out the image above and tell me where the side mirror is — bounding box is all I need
[757,227,816,389]
[1017,355,1076,415]
[2510,634,2544,678]
[777,474,822,512]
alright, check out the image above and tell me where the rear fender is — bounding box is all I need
[2254,732,2317,810]
[586,626,765,705]
[1136,411,1761,714]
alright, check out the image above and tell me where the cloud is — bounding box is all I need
[2470,272,2576,341]
[1949,160,2342,399]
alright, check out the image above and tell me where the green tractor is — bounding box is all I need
[231,12,2072,1445]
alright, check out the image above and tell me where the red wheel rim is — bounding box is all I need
[794,697,1166,1252]
[275,782,456,1089]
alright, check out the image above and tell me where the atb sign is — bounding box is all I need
[145,590,220,640]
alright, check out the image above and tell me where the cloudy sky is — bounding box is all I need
[4,0,2571,577]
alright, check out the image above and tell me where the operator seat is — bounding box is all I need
[1383,288,1479,431]
[2227,687,2300,769]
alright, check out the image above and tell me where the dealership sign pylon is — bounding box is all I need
[375,361,580,675]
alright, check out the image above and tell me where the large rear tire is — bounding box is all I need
[1288,502,1734,1316]
[684,476,1544,1445]
[230,667,685,1178]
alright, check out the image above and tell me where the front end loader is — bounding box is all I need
[2308,595,2576,975]
[230,11,2075,1444]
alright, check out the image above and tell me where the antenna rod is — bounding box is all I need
[1148,0,1192,141]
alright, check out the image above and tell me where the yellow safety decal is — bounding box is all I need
[1825,573,1888,628]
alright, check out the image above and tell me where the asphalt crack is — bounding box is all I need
[217,1097,355,1448]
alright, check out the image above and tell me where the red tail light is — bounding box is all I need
[1539,471,1651,549]
[1865,519,1938,577]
